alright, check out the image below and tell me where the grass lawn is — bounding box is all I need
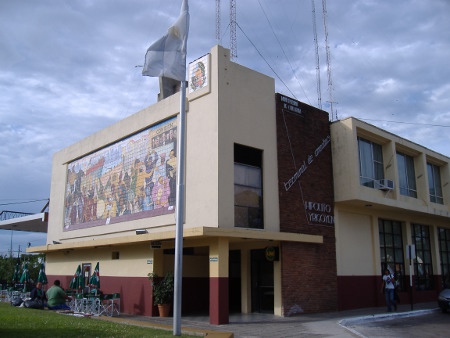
[0,302,193,337]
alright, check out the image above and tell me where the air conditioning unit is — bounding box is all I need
[374,179,394,191]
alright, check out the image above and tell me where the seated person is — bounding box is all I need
[29,282,47,306]
[46,280,72,310]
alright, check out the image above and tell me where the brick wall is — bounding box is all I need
[275,94,337,315]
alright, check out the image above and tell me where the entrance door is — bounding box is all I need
[251,249,274,313]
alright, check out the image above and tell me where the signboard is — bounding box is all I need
[406,244,416,260]
[265,246,279,262]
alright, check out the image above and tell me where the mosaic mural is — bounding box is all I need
[64,117,177,231]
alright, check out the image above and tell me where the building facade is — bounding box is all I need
[28,45,337,324]
[331,117,450,310]
[22,45,449,323]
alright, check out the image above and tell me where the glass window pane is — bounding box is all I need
[248,207,263,229]
[428,163,443,204]
[359,139,373,181]
[374,162,384,180]
[373,143,383,162]
[393,223,401,235]
[386,248,394,262]
[235,206,248,227]
[246,166,262,188]
[406,156,417,191]
[234,165,246,185]
[235,185,261,207]
[394,235,402,248]
[385,222,392,234]
[395,248,403,262]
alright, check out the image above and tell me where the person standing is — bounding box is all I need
[46,280,72,310]
[381,269,396,312]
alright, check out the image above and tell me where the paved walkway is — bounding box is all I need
[95,301,438,337]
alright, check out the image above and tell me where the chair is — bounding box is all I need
[73,293,85,312]
[111,293,120,316]
[100,293,120,316]
[98,294,111,316]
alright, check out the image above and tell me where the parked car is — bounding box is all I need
[437,288,450,313]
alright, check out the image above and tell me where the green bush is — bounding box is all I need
[148,272,174,305]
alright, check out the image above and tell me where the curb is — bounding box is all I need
[339,307,439,327]
[93,315,234,337]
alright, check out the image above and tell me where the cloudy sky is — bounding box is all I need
[1,0,449,255]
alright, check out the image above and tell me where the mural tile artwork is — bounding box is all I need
[64,117,177,231]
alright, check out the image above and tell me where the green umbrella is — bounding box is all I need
[69,264,83,291]
[12,263,21,284]
[19,262,30,292]
[37,263,48,285]
[89,262,100,289]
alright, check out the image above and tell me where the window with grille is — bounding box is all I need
[379,219,405,291]
[358,137,384,188]
[411,223,434,291]
[438,228,450,289]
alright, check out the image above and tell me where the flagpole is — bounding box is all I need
[173,80,186,336]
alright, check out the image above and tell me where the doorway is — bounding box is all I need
[251,249,274,313]
[229,250,241,312]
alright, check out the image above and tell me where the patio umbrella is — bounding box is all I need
[37,263,48,285]
[12,263,21,284]
[19,262,30,292]
[89,262,100,290]
[69,264,83,291]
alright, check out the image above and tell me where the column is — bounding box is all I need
[209,238,229,325]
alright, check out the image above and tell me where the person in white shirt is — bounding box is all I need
[381,269,397,312]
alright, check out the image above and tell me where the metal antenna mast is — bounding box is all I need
[322,0,337,120]
[230,0,237,59]
[216,0,221,42]
[311,0,322,110]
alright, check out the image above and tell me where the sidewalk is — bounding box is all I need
[95,301,439,338]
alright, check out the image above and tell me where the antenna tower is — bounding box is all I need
[311,0,322,110]
[216,0,221,42]
[322,0,337,120]
[230,0,237,59]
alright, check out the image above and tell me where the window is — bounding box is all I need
[379,219,405,291]
[427,163,443,204]
[234,144,263,229]
[358,137,384,187]
[411,224,434,290]
[397,152,417,198]
[438,228,450,288]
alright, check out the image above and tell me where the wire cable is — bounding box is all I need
[236,22,297,99]
[0,199,49,207]
[357,118,450,128]
[257,1,311,104]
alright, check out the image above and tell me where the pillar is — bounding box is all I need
[209,238,229,324]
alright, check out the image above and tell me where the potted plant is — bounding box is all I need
[148,271,174,317]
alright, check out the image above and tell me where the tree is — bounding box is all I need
[0,253,46,288]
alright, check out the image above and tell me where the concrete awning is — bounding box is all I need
[0,212,48,233]
[27,226,323,253]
